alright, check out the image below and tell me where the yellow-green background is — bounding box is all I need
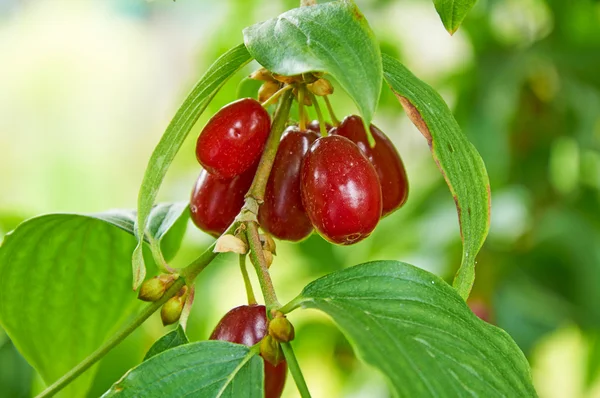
[1,0,599,397]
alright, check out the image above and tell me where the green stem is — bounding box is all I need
[323,95,340,126]
[298,86,307,131]
[239,254,257,305]
[307,92,327,137]
[36,277,187,398]
[246,222,280,309]
[281,342,312,398]
[247,90,294,203]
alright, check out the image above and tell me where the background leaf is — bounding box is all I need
[103,341,263,397]
[132,44,253,289]
[432,0,477,35]
[288,260,537,397]
[382,54,490,300]
[243,0,381,126]
[0,212,146,397]
[143,325,189,361]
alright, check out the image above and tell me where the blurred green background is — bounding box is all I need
[1,0,599,397]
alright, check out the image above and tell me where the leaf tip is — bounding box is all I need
[131,244,147,291]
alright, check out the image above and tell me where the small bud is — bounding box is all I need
[258,80,281,103]
[249,67,274,82]
[269,315,295,342]
[260,335,283,366]
[160,286,188,326]
[214,234,248,254]
[250,249,274,269]
[263,250,274,268]
[259,233,277,255]
[307,78,334,96]
[272,73,300,85]
[138,274,176,302]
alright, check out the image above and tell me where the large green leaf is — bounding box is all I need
[0,212,145,397]
[132,44,253,289]
[285,261,537,397]
[432,0,477,35]
[103,341,263,397]
[382,54,490,300]
[243,0,381,127]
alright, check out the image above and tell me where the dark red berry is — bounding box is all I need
[189,164,256,237]
[306,120,332,134]
[258,126,318,241]
[196,98,271,179]
[333,115,408,217]
[301,135,382,245]
[210,305,287,398]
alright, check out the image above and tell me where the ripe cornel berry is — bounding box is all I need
[196,98,271,179]
[210,305,287,398]
[333,115,409,217]
[189,164,257,237]
[301,135,382,245]
[258,126,318,241]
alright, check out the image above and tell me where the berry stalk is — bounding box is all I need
[281,342,312,398]
[246,90,294,205]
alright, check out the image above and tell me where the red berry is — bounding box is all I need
[196,98,271,179]
[306,120,332,134]
[258,126,318,241]
[210,305,287,398]
[189,164,256,237]
[301,135,382,245]
[333,115,408,217]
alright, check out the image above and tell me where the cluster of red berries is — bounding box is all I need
[190,84,408,245]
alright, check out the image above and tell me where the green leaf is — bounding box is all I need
[287,261,537,397]
[103,341,263,397]
[243,0,382,127]
[432,0,477,35]
[145,202,189,268]
[382,54,490,300]
[143,325,189,361]
[0,212,144,397]
[132,44,253,290]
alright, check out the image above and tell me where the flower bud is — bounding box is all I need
[272,73,299,85]
[260,335,283,366]
[307,78,334,96]
[138,274,176,302]
[250,249,274,269]
[258,81,281,103]
[160,286,188,326]
[269,315,295,343]
[259,233,277,255]
[249,67,274,82]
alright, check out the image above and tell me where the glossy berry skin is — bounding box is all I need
[210,305,287,398]
[258,126,318,241]
[332,115,408,217]
[189,164,256,237]
[196,98,271,179]
[301,135,382,245]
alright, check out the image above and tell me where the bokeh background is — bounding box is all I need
[1,0,599,396]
